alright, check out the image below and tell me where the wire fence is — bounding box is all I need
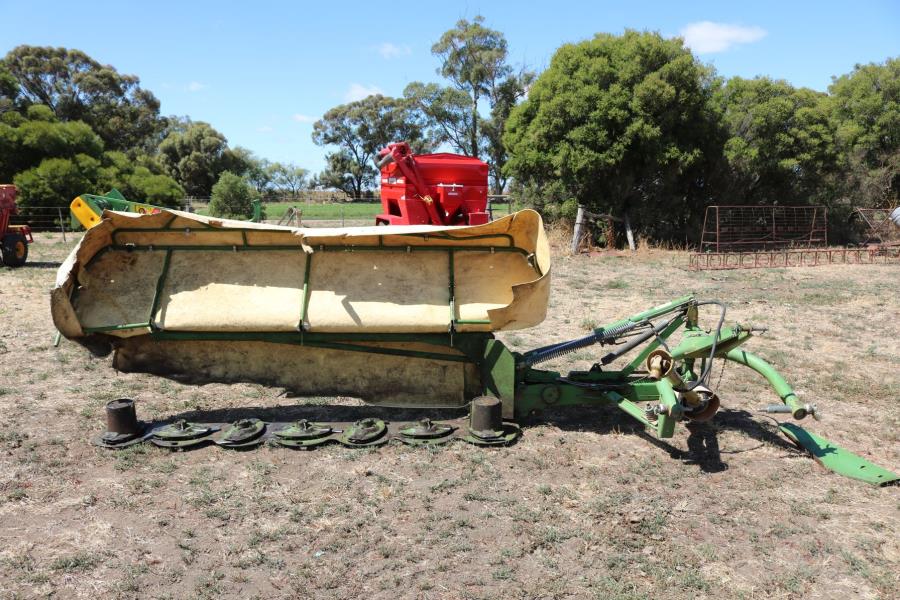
[699,205,828,252]
[12,195,517,235]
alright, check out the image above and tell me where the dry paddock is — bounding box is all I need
[0,232,898,600]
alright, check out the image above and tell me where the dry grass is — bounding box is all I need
[0,232,898,599]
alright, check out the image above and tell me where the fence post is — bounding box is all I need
[624,212,636,252]
[57,207,67,243]
[571,205,586,255]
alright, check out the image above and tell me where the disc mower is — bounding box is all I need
[49,208,898,486]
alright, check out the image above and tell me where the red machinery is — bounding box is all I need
[1,185,32,267]
[374,142,489,226]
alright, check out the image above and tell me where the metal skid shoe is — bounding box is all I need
[461,397,521,447]
[150,419,216,450]
[338,418,389,448]
[272,420,334,449]
[214,418,267,449]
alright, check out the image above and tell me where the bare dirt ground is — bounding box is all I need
[1,232,898,600]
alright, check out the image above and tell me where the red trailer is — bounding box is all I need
[375,142,489,226]
[0,185,32,267]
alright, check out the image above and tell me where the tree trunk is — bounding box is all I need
[624,211,636,252]
[471,92,479,157]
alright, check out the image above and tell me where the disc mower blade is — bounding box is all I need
[779,423,899,487]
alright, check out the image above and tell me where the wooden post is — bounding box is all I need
[57,207,67,243]
[571,205,586,254]
[624,211,636,252]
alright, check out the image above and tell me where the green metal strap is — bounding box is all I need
[298,252,313,330]
[448,250,455,329]
[145,330,493,365]
[779,423,899,486]
[81,249,171,334]
[148,249,172,330]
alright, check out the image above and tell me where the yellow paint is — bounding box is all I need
[69,197,101,229]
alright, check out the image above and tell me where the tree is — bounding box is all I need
[431,16,512,157]
[404,17,533,193]
[2,45,165,151]
[311,94,430,198]
[504,30,723,239]
[404,82,473,156]
[158,122,232,197]
[98,151,183,207]
[270,162,307,199]
[715,77,837,206]
[829,58,900,208]
[227,147,275,195]
[208,171,259,219]
[0,104,103,181]
[14,154,101,212]
[0,64,18,115]
[480,71,534,193]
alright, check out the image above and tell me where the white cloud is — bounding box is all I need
[292,113,315,123]
[344,83,384,102]
[377,42,411,59]
[680,21,767,54]
[186,81,207,92]
[256,125,274,133]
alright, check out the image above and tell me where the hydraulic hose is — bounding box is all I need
[680,300,727,392]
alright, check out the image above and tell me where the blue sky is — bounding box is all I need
[2,0,898,173]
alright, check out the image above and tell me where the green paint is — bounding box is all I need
[725,348,807,418]
[780,423,899,486]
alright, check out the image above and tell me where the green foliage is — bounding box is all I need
[3,45,164,152]
[208,171,259,219]
[312,94,430,197]
[0,64,17,114]
[0,105,104,180]
[98,152,183,207]
[404,82,473,153]
[269,162,308,198]
[431,15,511,157]
[405,15,533,193]
[0,103,182,211]
[829,58,900,208]
[715,77,837,205]
[504,30,722,239]
[158,122,232,197]
[14,154,100,212]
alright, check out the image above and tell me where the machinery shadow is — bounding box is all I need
[531,405,802,474]
[23,261,62,269]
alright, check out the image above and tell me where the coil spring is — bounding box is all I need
[524,321,639,366]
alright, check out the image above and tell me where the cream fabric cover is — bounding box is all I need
[52,209,550,339]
